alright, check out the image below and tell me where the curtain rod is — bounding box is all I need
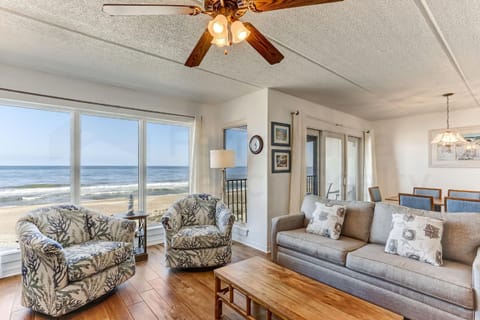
[0,87,196,119]
[291,110,369,133]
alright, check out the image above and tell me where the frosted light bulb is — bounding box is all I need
[231,20,250,44]
[208,14,228,37]
[213,22,224,34]
[212,37,227,47]
[238,30,248,41]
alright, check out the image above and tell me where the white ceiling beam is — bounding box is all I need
[413,0,480,107]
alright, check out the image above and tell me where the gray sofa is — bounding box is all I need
[271,195,480,320]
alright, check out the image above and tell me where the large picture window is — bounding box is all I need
[0,104,192,248]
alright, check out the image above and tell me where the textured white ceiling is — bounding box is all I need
[0,0,478,120]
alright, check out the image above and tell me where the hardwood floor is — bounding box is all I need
[0,242,266,320]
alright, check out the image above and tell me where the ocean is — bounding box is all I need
[0,166,247,208]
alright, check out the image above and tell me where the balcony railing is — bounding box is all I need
[225,178,247,223]
[306,175,317,195]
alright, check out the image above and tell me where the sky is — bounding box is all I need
[0,105,190,166]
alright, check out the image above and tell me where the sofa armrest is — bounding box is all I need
[17,220,69,290]
[271,214,305,262]
[88,214,136,243]
[473,247,480,320]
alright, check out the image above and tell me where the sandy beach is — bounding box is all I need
[0,193,186,249]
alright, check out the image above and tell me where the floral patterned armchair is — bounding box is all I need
[161,194,235,268]
[16,205,136,317]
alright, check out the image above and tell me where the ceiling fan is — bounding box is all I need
[103,0,343,67]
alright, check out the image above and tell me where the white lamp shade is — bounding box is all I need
[210,150,235,169]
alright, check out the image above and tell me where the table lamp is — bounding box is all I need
[210,149,235,200]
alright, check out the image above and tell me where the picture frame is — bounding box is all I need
[429,125,480,168]
[271,122,291,146]
[272,149,291,173]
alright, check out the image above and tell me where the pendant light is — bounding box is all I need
[431,93,467,146]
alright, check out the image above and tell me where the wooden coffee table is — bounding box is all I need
[214,256,402,320]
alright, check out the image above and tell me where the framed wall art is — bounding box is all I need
[272,149,291,173]
[271,122,290,146]
[429,126,480,168]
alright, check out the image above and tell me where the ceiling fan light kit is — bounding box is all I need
[102,0,343,67]
[207,14,250,49]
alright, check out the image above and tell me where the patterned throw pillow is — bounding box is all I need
[306,202,346,240]
[385,213,444,266]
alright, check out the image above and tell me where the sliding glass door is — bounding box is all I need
[324,133,344,200]
[346,136,361,201]
[306,129,362,200]
[306,131,319,195]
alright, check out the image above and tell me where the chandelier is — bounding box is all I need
[431,93,467,146]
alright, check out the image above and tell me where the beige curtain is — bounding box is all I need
[189,116,208,194]
[289,112,307,214]
[363,129,377,200]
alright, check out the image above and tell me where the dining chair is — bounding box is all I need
[399,193,434,211]
[447,189,480,200]
[445,197,480,213]
[368,186,382,202]
[413,187,442,199]
[413,187,442,211]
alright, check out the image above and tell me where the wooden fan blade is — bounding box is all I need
[249,0,342,12]
[185,29,213,67]
[102,4,202,16]
[243,22,284,65]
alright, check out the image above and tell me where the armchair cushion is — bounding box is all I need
[28,205,90,247]
[171,225,229,250]
[64,240,133,282]
[87,212,136,242]
[180,194,218,226]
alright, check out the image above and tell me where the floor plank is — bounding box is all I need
[0,242,266,319]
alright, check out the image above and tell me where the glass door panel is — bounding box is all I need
[347,136,361,200]
[306,132,319,195]
[324,134,344,200]
[224,126,248,223]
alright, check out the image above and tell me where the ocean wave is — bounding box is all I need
[0,181,189,207]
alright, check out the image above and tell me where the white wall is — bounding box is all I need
[374,107,480,198]
[267,90,371,250]
[209,90,270,252]
[211,89,371,252]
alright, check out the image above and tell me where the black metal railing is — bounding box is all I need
[306,175,317,195]
[225,178,247,223]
